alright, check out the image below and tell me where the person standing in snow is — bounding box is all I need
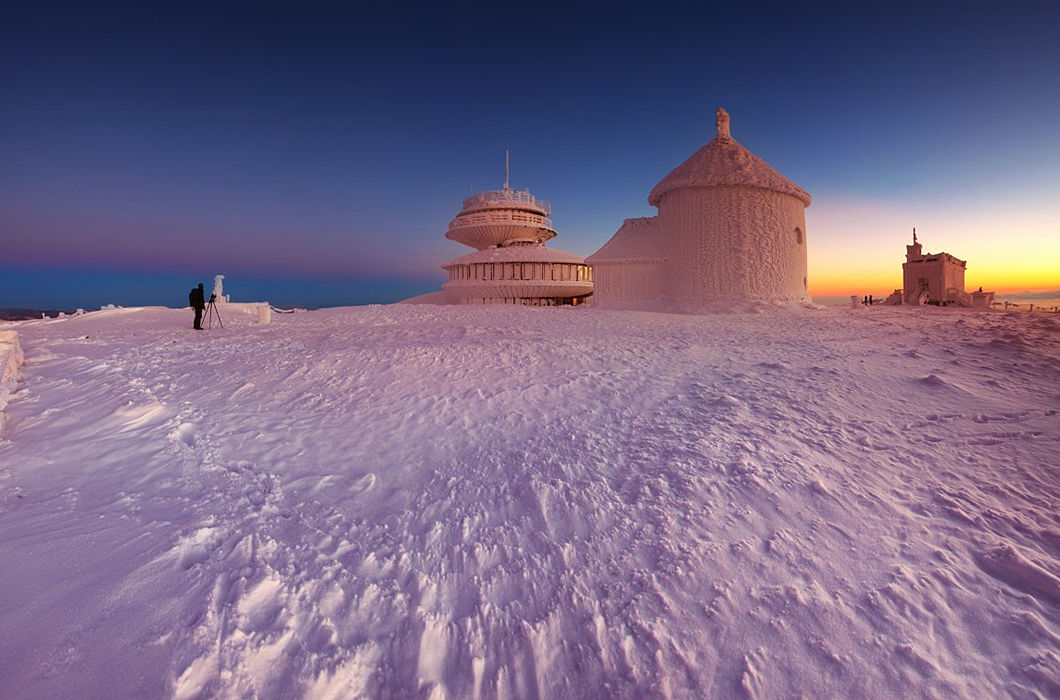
[189,283,206,330]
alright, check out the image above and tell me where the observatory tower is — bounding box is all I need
[441,154,593,306]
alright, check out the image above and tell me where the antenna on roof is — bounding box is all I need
[503,149,510,190]
[913,226,917,244]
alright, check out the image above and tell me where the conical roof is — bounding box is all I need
[585,217,667,264]
[647,108,811,207]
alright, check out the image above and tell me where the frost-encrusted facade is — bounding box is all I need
[901,230,966,305]
[897,230,993,307]
[587,108,811,308]
[439,166,593,306]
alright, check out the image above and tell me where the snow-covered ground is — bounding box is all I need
[0,303,1057,699]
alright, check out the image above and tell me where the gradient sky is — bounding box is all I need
[2,1,1058,308]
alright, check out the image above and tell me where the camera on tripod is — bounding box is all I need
[203,292,223,328]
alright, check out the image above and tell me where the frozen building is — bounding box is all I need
[897,229,993,307]
[587,108,811,308]
[440,161,593,306]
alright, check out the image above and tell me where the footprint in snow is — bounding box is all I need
[168,422,196,447]
[975,543,1060,604]
[173,526,225,570]
[350,473,377,494]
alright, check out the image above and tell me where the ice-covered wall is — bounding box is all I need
[0,330,23,414]
[658,186,808,302]
[903,253,966,305]
[586,217,668,307]
[586,108,811,309]
[591,262,667,305]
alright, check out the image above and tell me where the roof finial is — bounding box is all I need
[503,149,510,190]
[716,107,731,140]
[913,226,917,244]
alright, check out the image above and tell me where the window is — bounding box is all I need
[794,227,803,245]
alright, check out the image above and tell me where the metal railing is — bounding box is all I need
[448,210,555,230]
[461,189,551,215]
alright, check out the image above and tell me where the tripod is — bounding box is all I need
[203,296,224,329]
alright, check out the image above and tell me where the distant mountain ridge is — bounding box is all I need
[0,308,77,321]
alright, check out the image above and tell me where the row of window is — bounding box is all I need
[450,262,593,282]
[454,212,551,226]
[462,295,589,306]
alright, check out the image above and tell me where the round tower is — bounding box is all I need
[589,108,811,309]
[441,156,593,306]
[648,108,811,303]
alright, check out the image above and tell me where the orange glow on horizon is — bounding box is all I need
[805,194,1060,298]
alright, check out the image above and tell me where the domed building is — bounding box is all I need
[440,162,593,306]
[587,108,811,308]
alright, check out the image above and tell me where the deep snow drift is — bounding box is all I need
[0,304,1057,699]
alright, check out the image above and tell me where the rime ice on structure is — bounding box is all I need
[588,107,811,308]
[441,156,593,306]
[212,274,229,303]
[897,229,993,307]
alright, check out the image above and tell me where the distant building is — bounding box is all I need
[587,107,811,308]
[896,229,992,307]
[440,157,593,306]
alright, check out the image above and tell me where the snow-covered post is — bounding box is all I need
[213,275,225,303]
[0,330,23,413]
[258,304,272,324]
[850,295,858,309]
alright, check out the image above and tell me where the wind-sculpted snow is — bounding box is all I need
[0,304,1057,698]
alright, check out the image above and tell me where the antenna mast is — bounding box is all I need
[504,149,510,190]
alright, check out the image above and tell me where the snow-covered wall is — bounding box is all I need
[586,217,668,307]
[586,108,811,310]
[0,330,23,413]
[659,186,809,302]
[591,262,667,305]
[903,253,967,305]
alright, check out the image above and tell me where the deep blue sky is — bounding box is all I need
[2,1,1058,307]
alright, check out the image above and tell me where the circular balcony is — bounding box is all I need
[460,188,550,216]
[445,210,557,249]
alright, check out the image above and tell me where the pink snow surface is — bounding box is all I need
[0,304,1057,698]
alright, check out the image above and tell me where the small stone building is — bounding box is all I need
[898,229,993,307]
[588,108,811,308]
[901,230,966,304]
